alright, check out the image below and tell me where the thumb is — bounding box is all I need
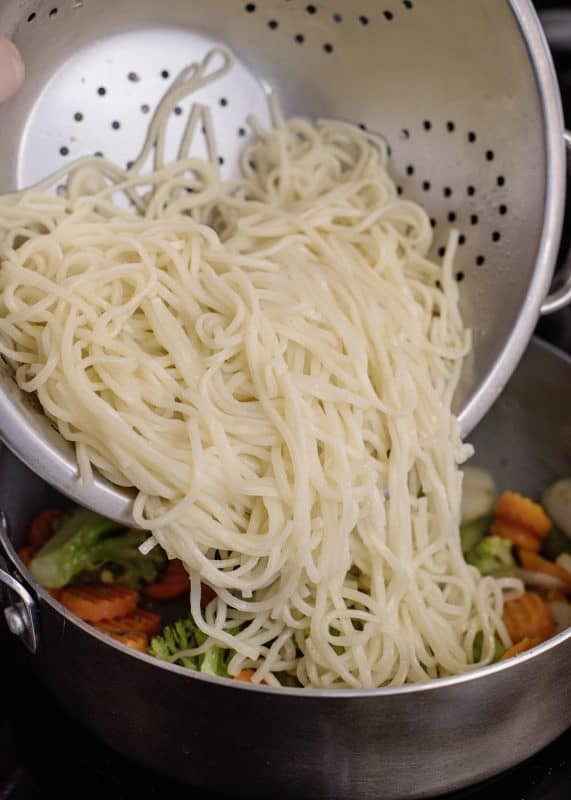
[0,37,24,103]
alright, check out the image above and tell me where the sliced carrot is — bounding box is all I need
[503,592,555,644]
[494,492,551,539]
[59,584,139,623]
[519,551,571,592]
[490,520,541,553]
[235,669,255,682]
[142,559,190,601]
[99,609,163,637]
[93,621,149,652]
[26,509,63,550]
[17,545,36,568]
[500,636,541,661]
[546,589,569,604]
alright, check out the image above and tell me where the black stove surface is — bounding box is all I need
[1,3,571,799]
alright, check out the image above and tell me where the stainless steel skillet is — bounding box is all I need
[0,336,569,799]
[0,0,570,522]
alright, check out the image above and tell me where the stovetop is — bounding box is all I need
[1,3,570,799]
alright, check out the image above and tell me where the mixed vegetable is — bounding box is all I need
[461,470,571,660]
[16,472,571,683]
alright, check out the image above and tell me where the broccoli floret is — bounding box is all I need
[29,507,166,589]
[542,525,571,561]
[149,617,233,677]
[466,535,515,576]
[472,630,506,663]
[460,515,491,556]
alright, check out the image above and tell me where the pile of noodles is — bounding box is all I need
[0,47,522,687]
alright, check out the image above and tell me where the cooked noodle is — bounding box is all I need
[0,47,522,688]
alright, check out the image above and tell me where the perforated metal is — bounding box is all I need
[0,0,565,521]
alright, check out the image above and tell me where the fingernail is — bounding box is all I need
[0,37,25,103]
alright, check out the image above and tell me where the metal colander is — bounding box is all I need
[0,0,569,523]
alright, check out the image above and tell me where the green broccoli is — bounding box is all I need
[149,617,233,677]
[542,525,571,561]
[29,507,166,589]
[472,630,506,663]
[466,535,515,576]
[460,515,491,556]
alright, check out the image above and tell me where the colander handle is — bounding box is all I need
[540,131,571,316]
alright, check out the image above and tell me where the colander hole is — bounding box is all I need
[245,3,256,12]
[447,212,456,223]
[306,4,317,13]
[438,246,446,257]
[323,43,334,53]
[499,204,508,215]
[459,234,466,245]
[400,129,410,139]
[161,70,170,79]
[430,218,437,228]
[141,104,150,114]
[455,271,465,282]
[403,1,414,8]
[333,12,343,23]
[358,123,367,131]
[73,112,83,122]
[443,186,452,197]
[27,12,36,22]
[423,120,432,131]
[383,11,394,21]
[485,150,495,161]
[295,34,305,44]
[435,280,442,290]
[470,214,479,225]
[94,151,104,158]
[220,98,228,107]
[406,165,415,176]
[219,156,225,165]
[111,121,121,130]
[468,132,477,143]
[476,255,485,266]
[422,181,431,191]
[128,72,140,83]
[446,121,455,132]
[359,16,369,26]
[238,127,247,137]
[97,87,107,96]
[268,20,279,29]
[497,175,505,186]
[492,231,501,242]
[467,185,476,196]
[49,8,58,17]
[59,146,69,156]
[174,106,183,116]
[397,186,403,195]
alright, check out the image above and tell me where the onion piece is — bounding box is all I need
[556,552,571,576]
[548,602,571,634]
[542,478,571,538]
[461,466,496,525]
[516,569,569,592]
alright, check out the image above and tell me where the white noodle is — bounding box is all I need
[0,46,522,688]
